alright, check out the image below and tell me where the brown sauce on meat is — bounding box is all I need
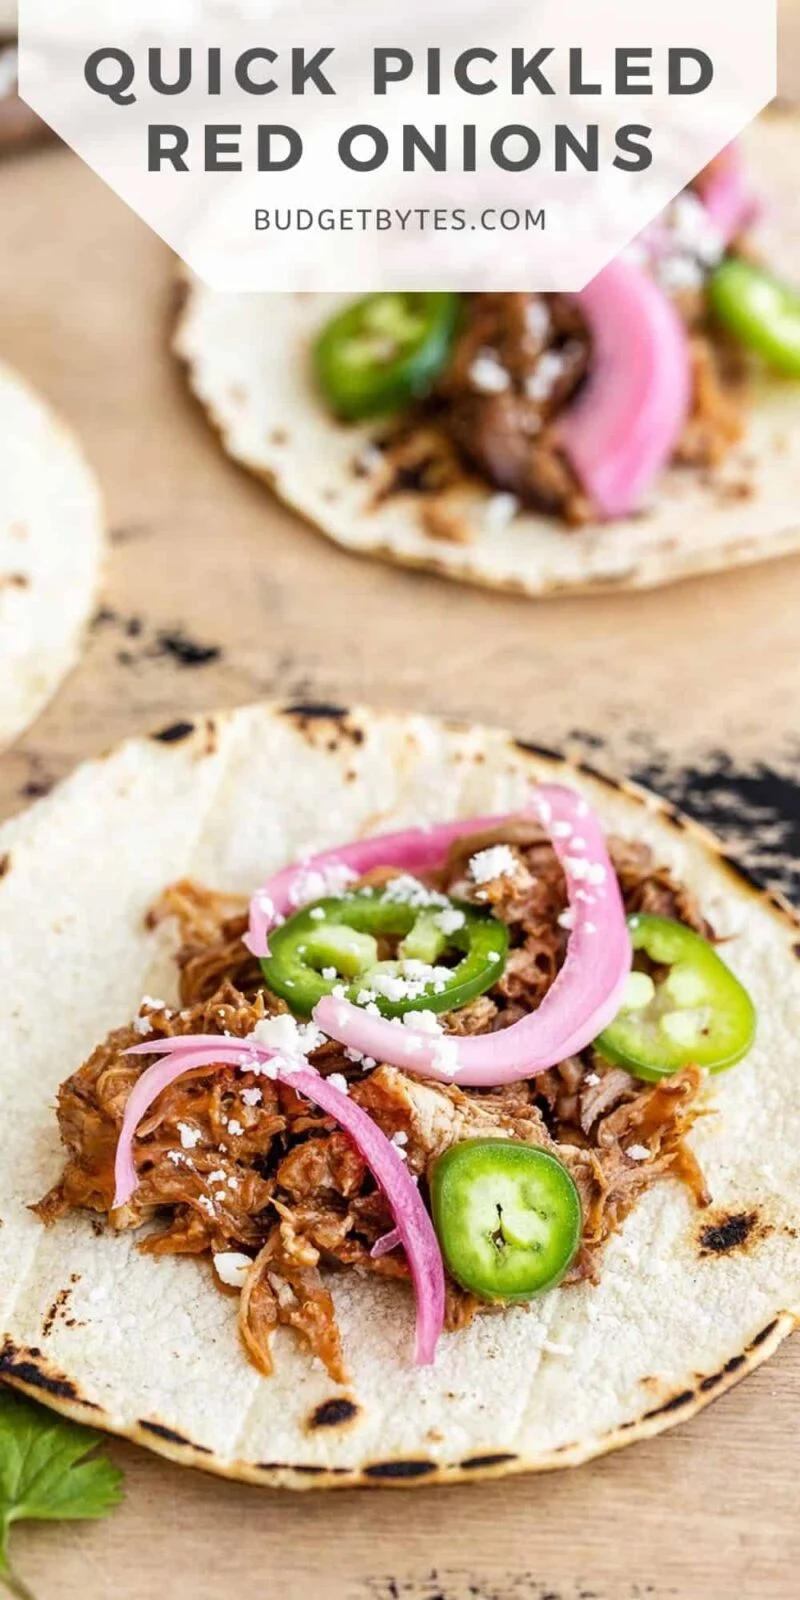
[37,833,711,1382]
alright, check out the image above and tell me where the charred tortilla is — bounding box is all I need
[0,702,798,1488]
[0,362,103,750]
[175,112,800,596]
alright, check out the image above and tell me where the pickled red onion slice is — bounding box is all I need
[314,783,631,1088]
[559,258,692,520]
[245,813,506,957]
[698,143,760,247]
[371,1227,402,1259]
[114,1039,445,1365]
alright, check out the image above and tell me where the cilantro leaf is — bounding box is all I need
[0,1388,123,1600]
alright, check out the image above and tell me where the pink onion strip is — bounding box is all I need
[559,258,692,520]
[314,783,631,1088]
[698,142,760,248]
[245,813,507,958]
[114,1039,445,1365]
[371,1228,402,1259]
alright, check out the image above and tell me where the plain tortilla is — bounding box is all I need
[0,701,799,1489]
[0,362,103,749]
[175,112,800,598]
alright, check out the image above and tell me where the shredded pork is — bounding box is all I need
[372,283,748,529]
[38,829,711,1382]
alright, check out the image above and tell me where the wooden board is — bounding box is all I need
[1,19,800,1599]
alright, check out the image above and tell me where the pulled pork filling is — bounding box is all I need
[371,280,747,529]
[37,829,711,1383]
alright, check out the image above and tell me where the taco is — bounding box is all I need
[1,702,798,1488]
[0,362,103,750]
[177,112,800,596]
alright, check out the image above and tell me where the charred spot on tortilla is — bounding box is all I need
[308,1397,361,1431]
[284,700,349,721]
[749,1317,780,1350]
[284,702,365,747]
[574,760,631,797]
[152,720,197,745]
[0,572,28,590]
[155,627,221,669]
[698,1210,761,1256]
[0,1339,100,1407]
[364,1459,439,1481]
[41,1274,81,1339]
[513,737,562,764]
[643,1388,695,1420]
[0,852,10,879]
[698,1370,725,1393]
[460,1452,517,1470]
[20,773,54,801]
[138,1419,212,1454]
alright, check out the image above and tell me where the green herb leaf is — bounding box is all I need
[0,1389,123,1600]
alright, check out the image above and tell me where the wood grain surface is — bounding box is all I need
[1,15,800,1600]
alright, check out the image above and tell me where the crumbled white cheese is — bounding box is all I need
[434,906,466,937]
[468,348,511,394]
[524,349,569,404]
[321,967,338,981]
[432,1035,460,1077]
[167,1150,185,1167]
[198,1195,215,1216]
[469,845,516,885]
[226,1119,244,1137]
[583,1072,600,1086]
[551,820,573,839]
[390,1133,408,1160]
[626,1143,650,1162]
[177,1122,201,1150]
[327,1073,349,1095]
[402,1009,443,1036]
[369,963,452,1005]
[133,1015,153,1036]
[656,253,704,293]
[251,1013,325,1058]
[565,857,606,886]
[484,492,520,533]
[140,996,169,1012]
[241,1087,262,1107]
[668,192,724,266]
[355,442,385,476]
[381,874,449,910]
[207,1169,228,1185]
[213,1251,252,1289]
[557,908,574,931]
[288,861,357,909]
[524,297,551,343]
